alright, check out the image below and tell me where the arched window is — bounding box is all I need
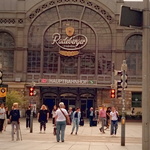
[28,3,112,75]
[0,32,14,72]
[125,34,142,75]
[43,52,58,73]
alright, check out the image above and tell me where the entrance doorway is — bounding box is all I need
[81,99,93,118]
[43,97,56,117]
[60,93,77,110]
[40,87,96,118]
[61,98,76,110]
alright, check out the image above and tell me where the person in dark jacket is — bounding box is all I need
[25,106,31,128]
[9,103,20,141]
[37,105,49,133]
[89,107,95,127]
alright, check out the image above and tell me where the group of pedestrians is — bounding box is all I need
[0,103,21,141]
[91,105,119,136]
[1,102,119,142]
[37,102,81,142]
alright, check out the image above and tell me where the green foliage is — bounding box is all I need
[6,90,27,110]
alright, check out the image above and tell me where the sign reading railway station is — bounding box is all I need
[39,79,96,85]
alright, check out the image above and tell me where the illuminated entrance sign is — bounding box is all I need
[51,26,88,56]
[40,79,96,85]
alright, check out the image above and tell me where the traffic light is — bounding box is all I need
[116,73,128,98]
[0,70,2,85]
[110,89,115,98]
[121,74,128,88]
[29,87,34,96]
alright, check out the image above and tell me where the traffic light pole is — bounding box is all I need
[30,97,34,133]
[121,70,126,146]
[111,62,115,104]
[121,60,127,146]
[30,107,33,133]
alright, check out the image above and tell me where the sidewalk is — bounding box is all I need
[0,119,142,150]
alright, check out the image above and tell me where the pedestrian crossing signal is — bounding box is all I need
[111,89,115,98]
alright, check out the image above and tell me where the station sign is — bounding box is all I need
[40,79,97,85]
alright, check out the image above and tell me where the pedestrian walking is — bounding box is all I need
[110,106,119,136]
[68,107,73,124]
[51,105,57,125]
[37,105,49,133]
[0,103,6,133]
[70,107,81,135]
[55,102,69,142]
[9,103,20,141]
[99,104,106,133]
[25,106,31,128]
[3,106,9,131]
[51,105,57,135]
[89,107,95,127]
[105,107,111,130]
[94,107,99,120]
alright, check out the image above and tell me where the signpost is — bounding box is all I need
[120,60,127,146]
[120,1,150,149]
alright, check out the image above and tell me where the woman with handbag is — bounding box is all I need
[55,102,69,142]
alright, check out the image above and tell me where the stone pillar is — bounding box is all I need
[142,0,150,149]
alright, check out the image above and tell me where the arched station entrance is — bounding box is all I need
[41,87,97,118]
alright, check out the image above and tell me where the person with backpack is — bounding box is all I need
[9,103,20,141]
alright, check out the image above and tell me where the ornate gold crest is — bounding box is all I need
[66,26,74,37]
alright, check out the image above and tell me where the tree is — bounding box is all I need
[6,90,27,110]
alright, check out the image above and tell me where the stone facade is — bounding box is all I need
[0,0,143,115]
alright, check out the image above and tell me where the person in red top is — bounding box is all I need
[99,104,106,133]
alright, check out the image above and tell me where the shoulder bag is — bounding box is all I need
[59,108,71,125]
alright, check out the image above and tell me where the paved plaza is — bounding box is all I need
[0,119,142,150]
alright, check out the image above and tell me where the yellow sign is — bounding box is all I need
[0,87,7,97]
[59,50,79,56]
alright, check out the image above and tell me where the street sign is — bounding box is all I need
[119,6,143,27]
